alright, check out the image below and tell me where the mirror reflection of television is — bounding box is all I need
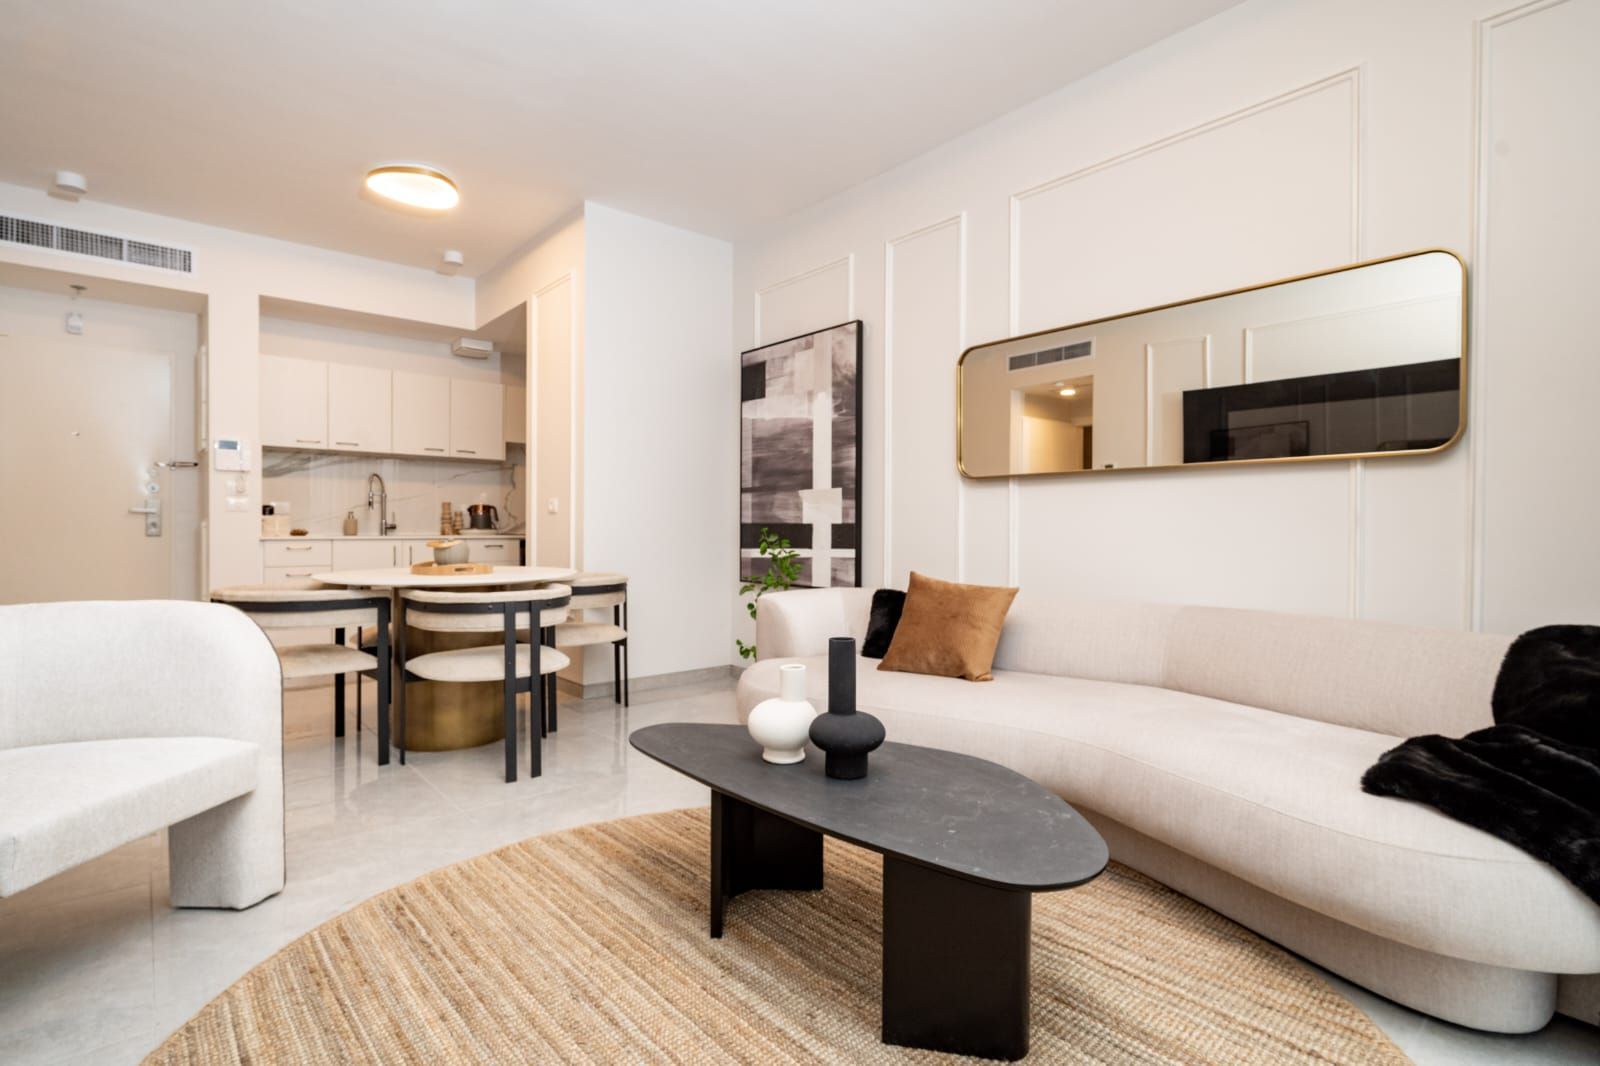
[1212,421,1310,460]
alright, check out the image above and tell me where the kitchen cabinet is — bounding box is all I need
[331,539,399,570]
[467,538,518,565]
[392,370,451,457]
[263,538,332,568]
[260,355,328,449]
[449,379,505,460]
[328,364,392,454]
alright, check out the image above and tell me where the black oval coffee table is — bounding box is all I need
[630,723,1109,1061]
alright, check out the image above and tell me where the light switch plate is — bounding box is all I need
[546,497,560,514]
[225,495,252,512]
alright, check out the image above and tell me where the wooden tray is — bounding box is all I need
[410,562,494,576]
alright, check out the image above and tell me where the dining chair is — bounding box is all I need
[395,585,571,782]
[554,572,630,711]
[210,581,393,765]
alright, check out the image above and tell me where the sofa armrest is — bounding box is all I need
[0,600,282,753]
[755,587,875,661]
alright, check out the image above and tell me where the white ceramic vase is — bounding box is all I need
[746,662,815,764]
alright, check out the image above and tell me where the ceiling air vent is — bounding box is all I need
[0,213,194,274]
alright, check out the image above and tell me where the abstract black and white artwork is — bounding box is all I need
[740,320,862,588]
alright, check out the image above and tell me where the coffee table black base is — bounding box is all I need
[710,790,823,938]
[882,854,1032,1061]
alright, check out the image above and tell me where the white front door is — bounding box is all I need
[0,335,178,603]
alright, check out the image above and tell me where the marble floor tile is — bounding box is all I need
[0,678,1594,1065]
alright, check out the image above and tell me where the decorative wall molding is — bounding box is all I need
[753,254,854,346]
[1000,67,1362,603]
[883,214,966,586]
[1468,0,1571,631]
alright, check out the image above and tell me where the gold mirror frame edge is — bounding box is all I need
[954,248,1469,480]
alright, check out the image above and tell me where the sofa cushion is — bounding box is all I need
[879,572,1017,681]
[0,737,259,896]
[1162,607,1510,737]
[737,657,1600,973]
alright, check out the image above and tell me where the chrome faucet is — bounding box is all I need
[366,473,397,535]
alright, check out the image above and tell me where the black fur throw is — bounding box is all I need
[1361,625,1600,904]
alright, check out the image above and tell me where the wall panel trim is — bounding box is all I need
[883,214,965,587]
[753,254,854,346]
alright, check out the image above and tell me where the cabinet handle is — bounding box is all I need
[456,448,477,455]
[287,571,312,577]
[483,543,504,549]
[424,447,446,453]
[286,545,314,551]
[295,438,321,445]
[335,440,359,447]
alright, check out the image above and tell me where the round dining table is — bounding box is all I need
[313,564,578,752]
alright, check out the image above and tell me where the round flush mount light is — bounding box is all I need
[1058,387,1078,397]
[52,170,88,201]
[364,165,459,210]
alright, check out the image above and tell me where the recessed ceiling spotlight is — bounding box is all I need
[1058,387,1078,397]
[51,170,88,201]
[364,165,459,210]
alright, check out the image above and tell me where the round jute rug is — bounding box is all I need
[146,808,1409,1064]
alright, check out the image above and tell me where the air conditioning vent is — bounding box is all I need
[0,216,53,248]
[56,226,125,261]
[1009,339,1093,372]
[0,213,194,274]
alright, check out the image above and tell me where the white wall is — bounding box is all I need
[584,202,734,681]
[733,0,1599,639]
[477,215,584,570]
[0,181,475,589]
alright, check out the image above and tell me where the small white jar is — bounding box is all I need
[746,662,816,764]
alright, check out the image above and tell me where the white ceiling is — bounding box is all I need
[0,1,1239,276]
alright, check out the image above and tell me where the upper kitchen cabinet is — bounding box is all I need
[327,363,392,454]
[450,379,505,460]
[260,354,328,449]
[392,369,452,457]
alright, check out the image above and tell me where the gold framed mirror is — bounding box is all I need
[957,250,1466,478]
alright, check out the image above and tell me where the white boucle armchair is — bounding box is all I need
[0,600,285,909]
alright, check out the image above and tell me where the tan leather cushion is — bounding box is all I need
[878,572,1017,681]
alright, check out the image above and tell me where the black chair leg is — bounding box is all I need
[531,668,544,778]
[614,641,622,705]
[376,602,391,766]
[333,628,345,737]
[395,599,408,766]
[623,640,630,707]
[503,611,518,783]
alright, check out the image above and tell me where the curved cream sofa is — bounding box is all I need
[737,588,1600,1033]
[0,600,285,910]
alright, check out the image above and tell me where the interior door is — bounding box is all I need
[0,335,176,603]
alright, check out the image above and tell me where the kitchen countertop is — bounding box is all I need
[261,531,523,541]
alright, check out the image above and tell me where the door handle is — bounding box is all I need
[130,496,162,536]
[156,459,199,469]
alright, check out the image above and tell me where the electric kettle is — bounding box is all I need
[467,503,499,530]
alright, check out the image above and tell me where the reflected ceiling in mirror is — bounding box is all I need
[957,250,1466,478]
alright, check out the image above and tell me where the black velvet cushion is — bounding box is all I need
[861,589,906,659]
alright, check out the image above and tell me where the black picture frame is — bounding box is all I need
[739,320,863,588]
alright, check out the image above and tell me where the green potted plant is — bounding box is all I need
[737,527,802,661]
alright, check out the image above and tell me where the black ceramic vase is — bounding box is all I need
[809,636,886,780]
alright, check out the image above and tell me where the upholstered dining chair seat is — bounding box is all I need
[554,621,628,648]
[278,644,379,681]
[405,644,571,684]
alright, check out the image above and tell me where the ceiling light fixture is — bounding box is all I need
[364,165,459,210]
[1058,387,1078,397]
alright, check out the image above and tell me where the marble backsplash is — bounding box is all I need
[262,447,526,537]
